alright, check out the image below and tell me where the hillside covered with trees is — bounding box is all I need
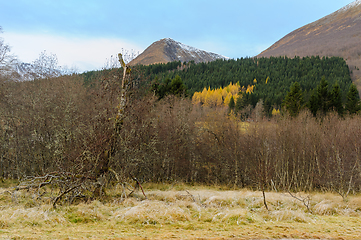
[120,56,353,114]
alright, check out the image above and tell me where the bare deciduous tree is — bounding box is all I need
[32,50,62,79]
[0,27,16,76]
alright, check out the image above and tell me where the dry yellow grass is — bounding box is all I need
[1,184,361,239]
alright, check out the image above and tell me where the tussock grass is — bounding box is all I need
[0,205,66,228]
[1,185,361,239]
[113,200,192,224]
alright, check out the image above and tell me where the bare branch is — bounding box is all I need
[288,190,313,213]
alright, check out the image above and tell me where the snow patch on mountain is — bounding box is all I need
[340,0,361,12]
[164,38,229,61]
[0,62,63,81]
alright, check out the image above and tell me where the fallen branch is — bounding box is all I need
[185,190,196,202]
[133,177,147,199]
[53,184,82,208]
[12,172,104,208]
[288,190,312,213]
[128,177,147,199]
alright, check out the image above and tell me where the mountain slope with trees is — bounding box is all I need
[258,0,361,89]
[128,56,353,114]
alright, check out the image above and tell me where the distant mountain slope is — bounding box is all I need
[258,0,361,88]
[129,38,228,66]
[0,62,62,81]
[14,62,62,80]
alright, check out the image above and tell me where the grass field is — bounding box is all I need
[0,183,361,239]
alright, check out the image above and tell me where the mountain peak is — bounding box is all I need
[129,38,228,66]
[161,38,198,52]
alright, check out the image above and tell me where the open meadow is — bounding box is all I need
[1,182,361,239]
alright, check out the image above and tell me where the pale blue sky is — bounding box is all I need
[0,0,353,72]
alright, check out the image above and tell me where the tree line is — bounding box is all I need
[190,76,359,119]
[113,56,353,115]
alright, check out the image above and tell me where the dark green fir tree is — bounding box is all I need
[228,95,235,110]
[330,82,344,116]
[308,90,319,117]
[283,82,304,117]
[317,76,331,115]
[345,84,361,114]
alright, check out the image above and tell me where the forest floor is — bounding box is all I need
[0,182,361,239]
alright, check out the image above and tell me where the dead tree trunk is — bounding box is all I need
[13,53,135,208]
[93,53,131,179]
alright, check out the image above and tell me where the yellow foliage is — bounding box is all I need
[223,92,233,106]
[192,82,242,107]
[246,85,255,94]
[272,108,280,116]
[192,91,202,105]
[204,89,215,107]
[203,88,222,107]
[266,76,270,84]
[253,78,257,84]
[216,88,223,98]
[192,87,208,105]
[201,87,208,100]
[221,88,228,99]
[216,93,223,106]
[227,82,240,95]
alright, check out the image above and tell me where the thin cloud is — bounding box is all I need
[3,32,142,72]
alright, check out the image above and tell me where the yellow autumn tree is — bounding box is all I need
[221,87,229,100]
[204,88,222,107]
[246,85,255,94]
[272,108,280,116]
[193,82,246,107]
[192,87,209,105]
[201,87,209,102]
[224,92,234,106]
[192,91,202,105]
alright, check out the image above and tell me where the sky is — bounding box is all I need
[0,0,354,72]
